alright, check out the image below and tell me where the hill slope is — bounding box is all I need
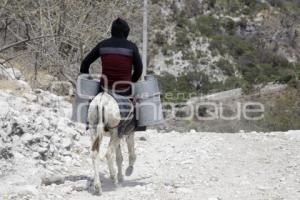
[148,0,300,95]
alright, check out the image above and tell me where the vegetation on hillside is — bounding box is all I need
[154,0,300,101]
[259,84,300,131]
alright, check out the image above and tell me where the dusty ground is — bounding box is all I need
[0,88,299,200]
[1,129,300,200]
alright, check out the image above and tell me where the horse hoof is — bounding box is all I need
[118,174,124,183]
[125,166,134,176]
[94,185,102,196]
[114,182,121,188]
[110,175,118,186]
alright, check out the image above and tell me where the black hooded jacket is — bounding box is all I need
[80,18,143,90]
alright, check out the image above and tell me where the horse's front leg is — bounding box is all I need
[125,132,136,176]
[106,129,120,185]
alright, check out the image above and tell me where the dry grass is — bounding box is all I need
[0,79,32,98]
[0,80,18,90]
[9,60,50,81]
[1,57,54,90]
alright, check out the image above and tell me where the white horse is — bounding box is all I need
[87,92,136,195]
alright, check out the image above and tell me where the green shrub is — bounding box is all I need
[206,0,216,9]
[156,73,196,102]
[175,28,190,49]
[267,0,300,11]
[215,0,269,15]
[194,15,221,37]
[267,0,284,7]
[216,58,235,76]
[161,43,173,56]
[222,18,236,35]
[156,71,211,102]
[209,33,298,87]
[174,12,191,29]
[184,0,202,17]
[222,77,245,90]
[164,59,174,66]
[259,87,300,131]
[154,32,166,46]
[240,80,254,94]
[210,35,254,57]
[156,73,177,94]
[182,49,196,61]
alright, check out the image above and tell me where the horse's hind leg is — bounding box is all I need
[90,126,103,195]
[125,132,136,176]
[88,97,104,195]
[116,144,124,182]
[106,129,120,185]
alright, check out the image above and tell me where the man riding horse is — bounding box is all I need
[80,17,143,96]
[79,18,145,195]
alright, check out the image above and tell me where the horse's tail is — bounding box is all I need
[88,93,105,152]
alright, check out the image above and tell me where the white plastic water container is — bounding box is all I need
[76,74,101,98]
[134,75,160,98]
[71,75,101,124]
[134,75,164,126]
[71,95,90,124]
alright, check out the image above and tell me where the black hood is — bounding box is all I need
[111,18,130,38]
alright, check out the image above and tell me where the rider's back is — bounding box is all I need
[80,18,143,91]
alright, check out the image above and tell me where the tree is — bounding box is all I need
[0,0,143,87]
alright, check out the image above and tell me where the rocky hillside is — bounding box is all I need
[0,87,84,166]
[149,0,300,73]
[147,0,300,96]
